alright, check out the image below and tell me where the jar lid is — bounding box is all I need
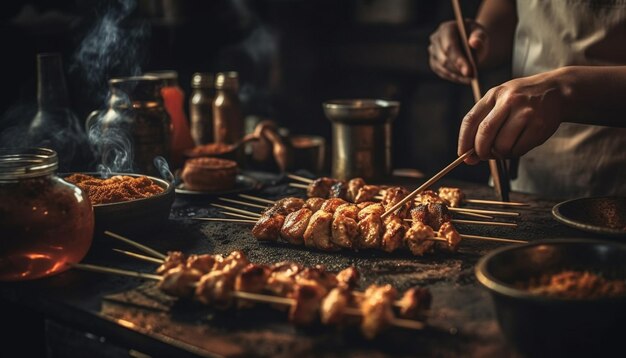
[0,147,58,180]
[191,72,215,89]
[215,72,239,91]
[144,70,179,87]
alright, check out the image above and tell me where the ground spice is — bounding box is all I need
[65,173,164,204]
[518,270,626,299]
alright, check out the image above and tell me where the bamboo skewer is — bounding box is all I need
[193,218,257,223]
[459,234,527,244]
[104,230,166,260]
[286,173,314,184]
[448,211,493,219]
[113,249,164,264]
[70,263,425,331]
[404,219,516,228]
[222,211,261,220]
[210,204,263,218]
[239,194,275,204]
[217,197,268,209]
[447,207,519,217]
[289,183,309,189]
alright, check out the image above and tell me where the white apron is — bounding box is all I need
[509,0,626,198]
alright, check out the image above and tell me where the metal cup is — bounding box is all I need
[323,99,399,182]
[290,135,326,174]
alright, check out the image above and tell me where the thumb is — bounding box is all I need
[468,28,487,52]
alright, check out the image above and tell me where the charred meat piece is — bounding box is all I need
[303,197,325,212]
[347,178,366,203]
[415,190,447,205]
[438,187,464,207]
[357,203,384,221]
[410,203,452,230]
[157,251,186,275]
[296,265,338,292]
[319,198,348,214]
[357,211,383,249]
[329,180,348,200]
[361,284,398,339]
[273,197,305,215]
[331,204,360,248]
[186,254,216,274]
[437,222,462,252]
[266,262,304,296]
[280,208,313,245]
[252,212,285,241]
[307,177,338,198]
[195,252,249,308]
[158,266,203,298]
[321,287,351,325]
[289,283,327,326]
[382,186,411,217]
[234,264,271,308]
[303,210,336,250]
[404,221,435,256]
[382,214,408,253]
[336,267,360,289]
[398,287,432,319]
[355,185,381,203]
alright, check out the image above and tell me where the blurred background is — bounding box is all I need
[0,0,510,183]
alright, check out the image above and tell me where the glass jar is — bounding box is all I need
[189,72,215,146]
[0,148,94,281]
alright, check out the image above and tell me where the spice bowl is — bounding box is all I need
[475,239,626,356]
[62,172,175,236]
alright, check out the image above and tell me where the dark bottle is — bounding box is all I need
[189,72,215,146]
[28,53,92,171]
[212,72,244,144]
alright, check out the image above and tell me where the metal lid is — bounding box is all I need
[191,72,215,89]
[215,72,239,91]
[0,147,58,180]
[144,70,179,87]
[322,99,400,124]
[108,76,164,102]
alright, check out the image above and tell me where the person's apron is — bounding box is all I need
[509,0,626,198]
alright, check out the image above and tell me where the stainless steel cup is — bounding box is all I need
[323,99,399,182]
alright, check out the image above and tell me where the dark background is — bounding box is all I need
[0,0,510,182]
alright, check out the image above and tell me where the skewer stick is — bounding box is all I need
[221,211,261,220]
[287,173,314,184]
[218,197,268,209]
[104,230,166,260]
[460,234,527,244]
[210,204,262,217]
[193,218,257,223]
[381,150,475,219]
[239,194,275,204]
[71,263,425,331]
[113,248,164,264]
[447,207,519,217]
[289,183,309,189]
[404,219,517,228]
[449,210,493,219]
[465,199,528,207]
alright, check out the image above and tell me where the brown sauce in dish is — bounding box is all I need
[518,270,626,299]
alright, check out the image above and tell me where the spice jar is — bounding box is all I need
[213,72,244,144]
[189,72,215,146]
[0,148,94,281]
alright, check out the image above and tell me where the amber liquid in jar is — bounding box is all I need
[0,148,94,281]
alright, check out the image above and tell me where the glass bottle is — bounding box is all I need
[213,72,244,145]
[28,53,92,172]
[145,70,194,169]
[189,72,215,146]
[0,148,94,281]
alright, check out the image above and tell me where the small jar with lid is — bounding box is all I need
[189,72,215,146]
[0,148,94,281]
[213,71,244,145]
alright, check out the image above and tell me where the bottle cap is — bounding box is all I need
[215,72,239,91]
[191,72,215,89]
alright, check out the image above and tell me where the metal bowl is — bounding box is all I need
[322,99,399,124]
[552,196,626,237]
[475,239,626,356]
[63,172,175,236]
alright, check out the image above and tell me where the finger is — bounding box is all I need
[468,28,487,52]
[509,127,535,158]
[491,107,533,158]
[474,100,511,160]
[458,95,496,163]
[438,30,471,77]
[430,56,472,84]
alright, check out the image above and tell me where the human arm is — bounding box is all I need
[458,65,626,164]
[428,0,517,84]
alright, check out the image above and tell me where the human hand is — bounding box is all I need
[428,19,489,84]
[457,72,565,164]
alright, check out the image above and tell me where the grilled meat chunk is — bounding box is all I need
[307,177,338,198]
[252,212,285,241]
[280,208,313,245]
[437,221,462,252]
[361,284,397,339]
[289,283,327,325]
[438,187,464,207]
[329,180,348,200]
[186,254,216,274]
[410,203,452,230]
[303,197,325,212]
[321,287,351,325]
[303,210,335,250]
[404,221,435,256]
[331,204,360,248]
[158,266,203,298]
[382,214,407,253]
[336,267,360,289]
[157,251,186,275]
[357,211,383,249]
[355,185,381,203]
[319,198,348,214]
[415,190,447,205]
[347,178,366,202]
[398,286,432,319]
[382,186,411,217]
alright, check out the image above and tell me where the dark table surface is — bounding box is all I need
[0,171,603,357]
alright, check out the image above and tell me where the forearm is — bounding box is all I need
[475,0,517,68]
[557,66,626,127]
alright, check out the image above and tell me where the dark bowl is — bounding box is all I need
[475,239,626,356]
[63,172,175,236]
[552,196,626,237]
